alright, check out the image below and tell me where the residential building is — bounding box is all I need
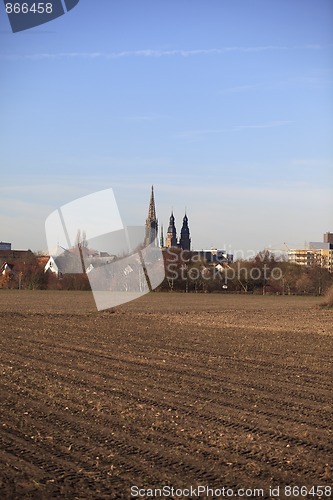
[0,249,34,262]
[288,233,333,272]
[287,249,316,267]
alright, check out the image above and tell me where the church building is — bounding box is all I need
[165,211,191,251]
[143,187,233,264]
[144,186,191,251]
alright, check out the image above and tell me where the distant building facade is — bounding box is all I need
[196,249,233,265]
[0,241,11,251]
[323,232,333,245]
[288,233,333,273]
[0,249,33,261]
[288,249,316,267]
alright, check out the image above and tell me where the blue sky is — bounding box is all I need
[1,0,332,254]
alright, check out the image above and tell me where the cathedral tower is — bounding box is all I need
[179,213,191,251]
[165,212,178,248]
[145,186,158,246]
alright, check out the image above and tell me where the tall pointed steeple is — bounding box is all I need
[179,212,191,250]
[147,185,156,221]
[145,185,158,246]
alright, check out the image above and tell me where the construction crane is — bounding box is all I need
[283,242,291,252]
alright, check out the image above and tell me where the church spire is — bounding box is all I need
[147,185,156,221]
[145,185,158,246]
[180,212,191,250]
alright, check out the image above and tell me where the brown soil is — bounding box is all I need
[0,291,332,499]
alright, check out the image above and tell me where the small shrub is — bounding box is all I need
[320,285,333,308]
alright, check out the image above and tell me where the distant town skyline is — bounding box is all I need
[1,1,332,253]
[1,181,331,258]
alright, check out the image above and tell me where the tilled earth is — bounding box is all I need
[0,291,332,499]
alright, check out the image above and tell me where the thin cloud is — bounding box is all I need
[123,113,170,122]
[0,44,327,61]
[179,121,292,139]
[234,120,292,130]
[220,73,333,94]
[221,83,264,94]
[290,158,333,169]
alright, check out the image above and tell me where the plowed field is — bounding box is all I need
[0,291,332,499]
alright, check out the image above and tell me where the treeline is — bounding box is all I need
[0,249,332,295]
[158,249,333,295]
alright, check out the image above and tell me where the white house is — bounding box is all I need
[44,256,61,276]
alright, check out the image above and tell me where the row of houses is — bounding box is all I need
[0,245,116,281]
